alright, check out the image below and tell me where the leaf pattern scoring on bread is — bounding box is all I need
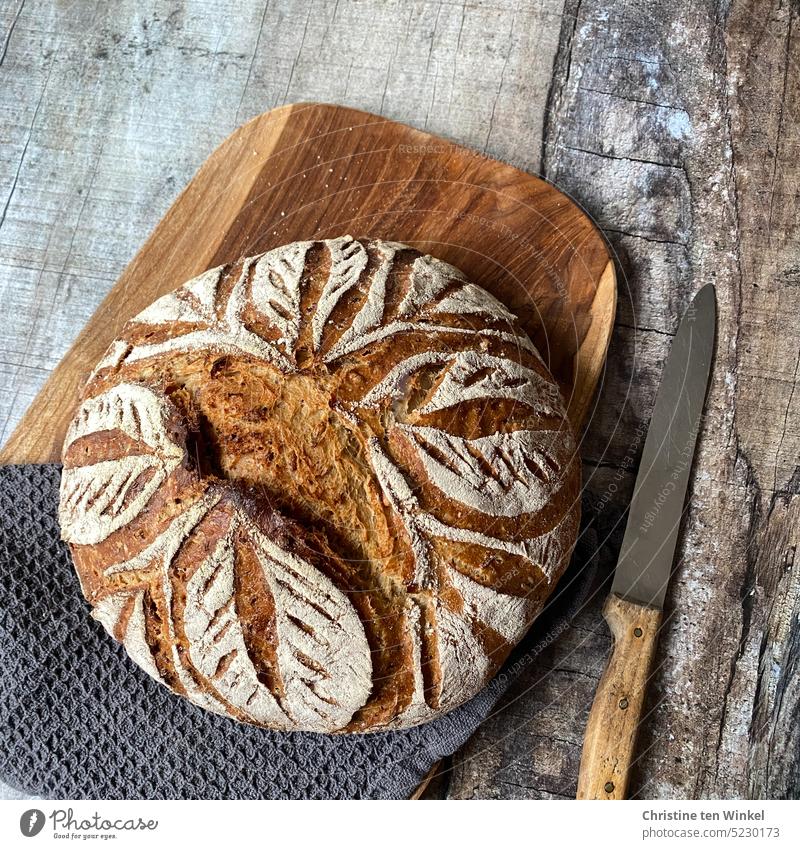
[59,236,580,733]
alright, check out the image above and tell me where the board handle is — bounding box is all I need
[576,593,663,799]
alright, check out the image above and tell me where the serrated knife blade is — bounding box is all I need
[577,284,716,800]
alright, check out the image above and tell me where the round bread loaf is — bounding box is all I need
[58,236,580,732]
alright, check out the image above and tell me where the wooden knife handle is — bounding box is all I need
[576,593,663,799]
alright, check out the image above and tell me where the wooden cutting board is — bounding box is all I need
[0,101,615,467]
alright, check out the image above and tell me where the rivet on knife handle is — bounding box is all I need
[576,594,663,800]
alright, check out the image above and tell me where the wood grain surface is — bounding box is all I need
[2,0,799,800]
[0,102,614,464]
[576,595,663,800]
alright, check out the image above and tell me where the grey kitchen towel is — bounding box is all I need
[0,463,603,800]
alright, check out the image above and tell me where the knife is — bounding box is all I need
[576,284,716,800]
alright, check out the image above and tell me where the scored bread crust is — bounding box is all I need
[58,236,581,733]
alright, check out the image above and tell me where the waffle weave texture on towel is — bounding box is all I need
[0,464,599,799]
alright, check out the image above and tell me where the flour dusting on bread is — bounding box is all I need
[59,236,580,733]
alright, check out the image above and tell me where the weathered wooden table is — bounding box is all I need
[1,0,797,799]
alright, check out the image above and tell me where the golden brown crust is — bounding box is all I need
[59,236,581,733]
